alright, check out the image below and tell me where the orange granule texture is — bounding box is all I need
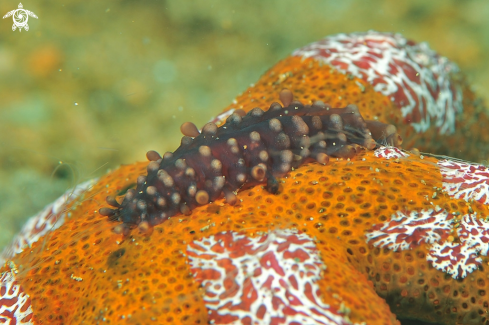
[224,56,400,130]
[5,150,489,325]
[223,56,489,162]
[4,54,489,325]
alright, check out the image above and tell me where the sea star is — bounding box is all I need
[2,31,489,325]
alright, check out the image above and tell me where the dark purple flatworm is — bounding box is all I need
[100,96,401,234]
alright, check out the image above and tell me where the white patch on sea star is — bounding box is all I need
[292,31,463,134]
[367,207,489,278]
[438,159,489,205]
[365,207,453,251]
[374,146,410,160]
[187,229,354,325]
[0,271,34,324]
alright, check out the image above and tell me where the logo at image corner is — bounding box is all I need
[3,3,38,32]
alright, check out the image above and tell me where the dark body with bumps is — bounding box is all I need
[100,93,401,233]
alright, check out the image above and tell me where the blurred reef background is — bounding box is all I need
[1,0,489,250]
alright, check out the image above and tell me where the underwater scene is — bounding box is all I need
[1,0,489,324]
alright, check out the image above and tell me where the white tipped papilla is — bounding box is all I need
[147,161,160,173]
[249,131,261,142]
[146,186,157,196]
[250,107,264,117]
[137,175,147,185]
[223,188,237,206]
[227,138,238,146]
[227,113,242,124]
[138,221,153,235]
[251,164,267,181]
[163,152,173,160]
[329,114,343,129]
[157,169,174,187]
[136,200,147,211]
[175,158,186,169]
[198,145,212,157]
[230,145,239,154]
[269,118,282,132]
[236,173,246,183]
[195,190,210,205]
[280,150,293,163]
[313,100,326,108]
[171,192,181,204]
[113,224,130,236]
[276,132,290,148]
[202,122,218,135]
[181,136,193,146]
[259,150,269,162]
[188,184,197,197]
[124,189,136,201]
[157,197,166,207]
[279,162,291,173]
[185,167,195,178]
[211,159,222,172]
[269,102,282,111]
[291,115,309,134]
[227,138,240,154]
[213,176,225,190]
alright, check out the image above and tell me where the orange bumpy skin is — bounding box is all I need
[4,32,489,325]
[5,149,489,325]
[222,56,489,162]
[4,157,400,325]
